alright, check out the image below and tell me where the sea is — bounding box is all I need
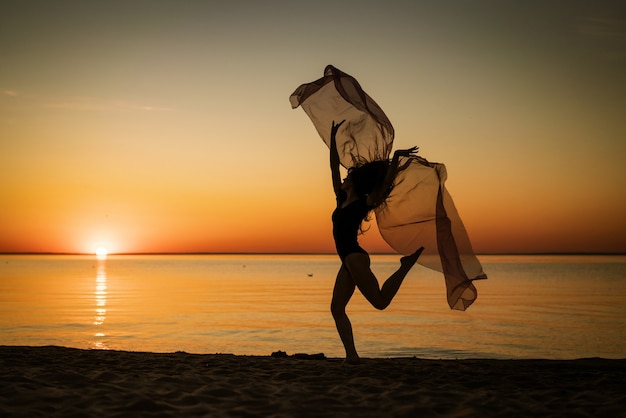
[1,254,624,360]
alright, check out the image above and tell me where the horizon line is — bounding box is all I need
[1,251,625,256]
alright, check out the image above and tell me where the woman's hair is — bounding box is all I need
[347,160,391,208]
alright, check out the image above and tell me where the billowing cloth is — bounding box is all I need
[290,65,487,311]
[289,65,394,168]
[375,157,487,310]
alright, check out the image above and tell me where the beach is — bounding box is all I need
[1,346,624,417]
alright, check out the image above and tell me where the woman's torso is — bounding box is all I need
[332,189,369,260]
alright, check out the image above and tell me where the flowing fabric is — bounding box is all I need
[290,65,487,310]
[289,65,394,168]
[375,157,487,310]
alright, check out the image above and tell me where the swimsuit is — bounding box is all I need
[332,189,369,261]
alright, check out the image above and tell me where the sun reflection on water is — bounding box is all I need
[93,258,108,349]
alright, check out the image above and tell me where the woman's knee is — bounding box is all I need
[372,300,389,310]
[330,300,346,318]
[360,290,388,310]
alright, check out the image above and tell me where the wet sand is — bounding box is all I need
[1,346,624,417]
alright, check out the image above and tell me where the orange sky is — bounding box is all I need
[1,1,625,254]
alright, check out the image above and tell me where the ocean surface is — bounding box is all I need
[1,254,625,360]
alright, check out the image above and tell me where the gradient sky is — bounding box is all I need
[1,1,625,254]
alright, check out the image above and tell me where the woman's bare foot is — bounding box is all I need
[400,246,424,269]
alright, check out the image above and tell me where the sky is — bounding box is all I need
[1,0,625,255]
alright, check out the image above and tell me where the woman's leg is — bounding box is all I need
[330,264,360,364]
[344,247,424,310]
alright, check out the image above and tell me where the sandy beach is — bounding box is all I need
[0,346,624,417]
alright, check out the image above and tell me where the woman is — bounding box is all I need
[329,120,424,364]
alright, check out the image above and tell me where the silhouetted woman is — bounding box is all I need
[329,120,424,364]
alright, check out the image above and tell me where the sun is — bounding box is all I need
[95,246,108,258]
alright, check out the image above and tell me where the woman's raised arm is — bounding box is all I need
[330,120,345,196]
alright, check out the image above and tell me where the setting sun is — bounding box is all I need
[95,246,108,258]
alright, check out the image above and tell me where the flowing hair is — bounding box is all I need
[346,160,393,233]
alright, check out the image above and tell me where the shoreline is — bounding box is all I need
[1,346,625,417]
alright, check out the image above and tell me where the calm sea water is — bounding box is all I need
[0,254,624,359]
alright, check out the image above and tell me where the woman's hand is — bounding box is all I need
[394,146,419,157]
[390,146,419,177]
[331,120,346,137]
